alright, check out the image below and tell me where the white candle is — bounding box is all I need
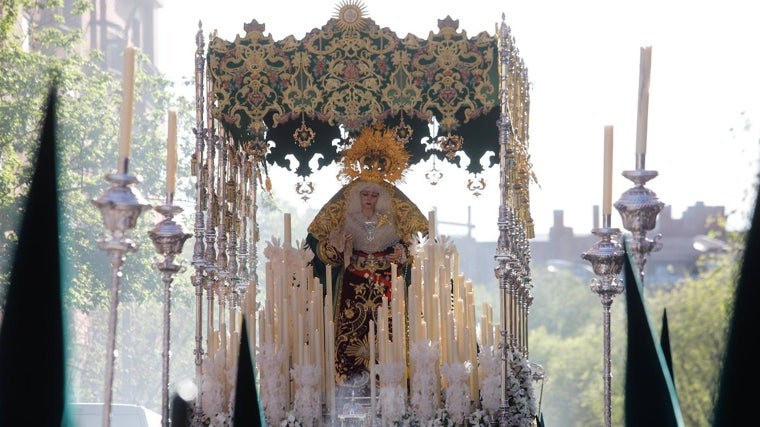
[118,46,137,174]
[428,210,436,239]
[447,311,457,363]
[369,319,376,414]
[636,46,652,157]
[328,321,336,423]
[326,265,333,308]
[166,108,178,201]
[603,125,614,217]
[284,213,292,247]
[297,314,304,365]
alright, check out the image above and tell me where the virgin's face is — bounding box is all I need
[360,189,380,211]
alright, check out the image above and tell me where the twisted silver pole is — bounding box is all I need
[190,22,208,426]
[91,172,151,427]
[149,202,191,426]
[581,217,624,427]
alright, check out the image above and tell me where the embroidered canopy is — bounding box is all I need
[205,2,533,234]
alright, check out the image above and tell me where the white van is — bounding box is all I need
[67,403,162,427]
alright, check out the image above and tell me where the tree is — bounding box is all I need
[528,264,626,427]
[645,241,740,426]
[527,239,740,427]
[0,0,196,411]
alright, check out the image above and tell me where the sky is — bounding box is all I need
[155,0,760,241]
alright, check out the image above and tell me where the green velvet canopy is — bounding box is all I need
[204,2,533,234]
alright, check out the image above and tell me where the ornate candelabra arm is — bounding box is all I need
[613,169,664,284]
[581,226,625,427]
[91,172,151,427]
[149,204,192,427]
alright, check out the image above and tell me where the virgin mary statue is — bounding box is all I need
[305,125,428,397]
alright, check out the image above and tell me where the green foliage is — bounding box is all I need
[523,241,741,427]
[527,265,625,427]
[66,299,197,412]
[0,0,193,310]
[645,245,739,427]
[1,0,197,411]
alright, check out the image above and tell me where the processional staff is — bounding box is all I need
[91,44,152,427]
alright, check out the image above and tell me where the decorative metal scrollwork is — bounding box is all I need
[425,156,443,185]
[296,178,315,201]
[393,113,413,145]
[243,138,268,163]
[293,114,316,148]
[439,134,463,159]
[467,176,486,197]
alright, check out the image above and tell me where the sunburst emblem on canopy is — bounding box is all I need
[334,0,368,32]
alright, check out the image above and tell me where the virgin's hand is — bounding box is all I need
[388,244,403,261]
[345,233,353,242]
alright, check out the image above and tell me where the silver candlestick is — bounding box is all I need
[148,202,192,427]
[91,172,152,427]
[581,220,625,427]
[613,164,664,284]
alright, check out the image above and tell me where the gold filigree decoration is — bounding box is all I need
[208,9,498,137]
[425,156,443,185]
[296,178,315,202]
[339,124,410,184]
[467,176,486,197]
[393,112,412,145]
[293,114,316,148]
[243,138,268,163]
[439,134,463,159]
[334,0,368,32]
[263,175,272,193]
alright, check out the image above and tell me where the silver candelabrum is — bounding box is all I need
[613,160,664,284]
[581,220,625,427]
[91,172,152,427]
[148,201,192,427]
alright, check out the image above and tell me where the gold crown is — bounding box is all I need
[338,124,410,184]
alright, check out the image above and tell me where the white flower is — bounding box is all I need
[264,237,284,263]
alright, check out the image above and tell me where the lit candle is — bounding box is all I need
[118,45,137,174]
[603,125,614,219]
[636,46,652,159]
[166,108,178,203]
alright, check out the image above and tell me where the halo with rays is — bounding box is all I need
[333,0,368,32]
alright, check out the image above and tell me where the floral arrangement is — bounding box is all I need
[200,346,234,426]
[440,362,471,425]
[408,340,441,423]
[478,345,501,418]
[376,362,408,424]
[278,412,305,427]
[258,343,288,425]
[291,364,322,423]
[504,348,539,427]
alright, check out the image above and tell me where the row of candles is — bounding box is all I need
[118,45,178,203]
[221,210,502,419]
